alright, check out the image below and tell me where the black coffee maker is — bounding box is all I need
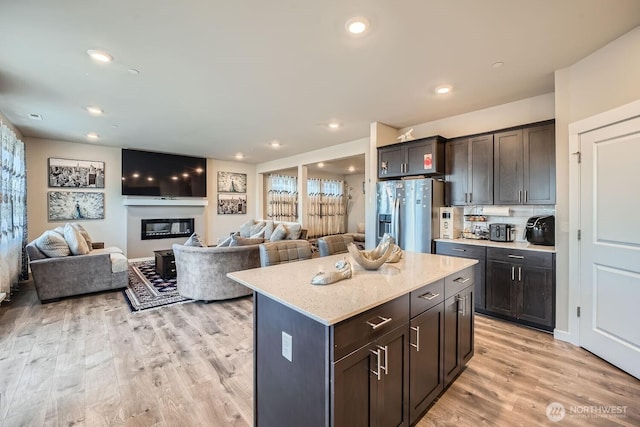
[524,215,555,246]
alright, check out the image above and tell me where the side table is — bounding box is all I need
[154,249,176,279]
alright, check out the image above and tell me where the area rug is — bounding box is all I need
[123,260,192,312]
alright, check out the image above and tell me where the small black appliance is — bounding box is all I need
[524,215,555,246]
[489,223,515,242]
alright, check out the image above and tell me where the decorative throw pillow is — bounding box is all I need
[263,220,275,240]
[184,232,206,247]
[249,221,266,236]
[217,232,237,247]
[269,223,287,241]
[239,219,256,238]
[35,230,71,258]
[285,223,302,240]
[63,223,90,255]
[229,235,264,247]
[250,228,266,239]
[53,226,65,235]
[70,222,92,249]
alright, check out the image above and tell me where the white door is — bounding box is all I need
[579,115,640,379]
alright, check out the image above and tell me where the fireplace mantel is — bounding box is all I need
[122,197,208,206]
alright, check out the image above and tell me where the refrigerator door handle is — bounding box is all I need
[392,197,400,244]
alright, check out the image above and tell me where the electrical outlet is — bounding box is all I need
[282,331,292,362]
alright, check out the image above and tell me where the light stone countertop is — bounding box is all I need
[227,252,477,326]
[435,238,556,253]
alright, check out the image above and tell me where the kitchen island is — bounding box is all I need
[228,251,477,426]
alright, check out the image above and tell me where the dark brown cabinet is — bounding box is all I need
[334,324,410,427]
[486,247,555,331]
[435,241,486,311]
[378,136,446,179]
[443,284,474,387]
[409,303,444,424]
[445,134,493,206]
[494,123,556,205]
[154,249,176,279]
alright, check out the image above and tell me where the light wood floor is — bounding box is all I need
[1,283,638,427]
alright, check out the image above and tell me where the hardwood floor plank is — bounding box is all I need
[1,282,638,426]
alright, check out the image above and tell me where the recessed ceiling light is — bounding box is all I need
[132,173,140,178]
[182,173,189,178]
[171,176,178,181]
[327,121,341,129]
[86,132,99,139]
[147,177,154,182]
[492,61,504,69]
[195,168,204,173]
[235,153,244,160]
[269,140,281,148]
[86,49,113,63]
[345,17,370,35]
[435,85,452,95]
[317,162,325,168]
[28,113,43,120]
[348,166,355,172]
[85,106,103,115]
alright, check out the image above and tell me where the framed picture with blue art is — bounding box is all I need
[217,171,247,193]
[48,191,105,221]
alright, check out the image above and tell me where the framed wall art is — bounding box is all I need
[48,157,105,188]
[217,194,247,215]
[217,171,247,193]
[48,191,105,221]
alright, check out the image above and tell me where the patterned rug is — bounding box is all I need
[123,259,192,312]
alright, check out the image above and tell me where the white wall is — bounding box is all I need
[345,173,365,233]
[554,25,640,337]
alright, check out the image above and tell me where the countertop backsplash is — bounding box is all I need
[462,205,555,242]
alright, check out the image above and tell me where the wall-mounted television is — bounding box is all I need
[121,149,207,197]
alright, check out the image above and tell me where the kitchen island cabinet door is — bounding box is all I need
[333,325,410,427]
[443,285,474,387]
[409,303,444,424]
[333,342,377,427]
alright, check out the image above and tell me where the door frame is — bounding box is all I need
[568,99,640,345]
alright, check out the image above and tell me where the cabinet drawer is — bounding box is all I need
[436,242,486,259]
[445,267,474,298]
[487,247,553,268]
[333,294,409,361]
[410,279,444,318]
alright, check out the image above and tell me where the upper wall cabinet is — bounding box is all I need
[378,136,446,179]
[494,122,556,205]
[446,134,494,206]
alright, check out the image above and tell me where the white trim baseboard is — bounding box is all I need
[553,328,578,345]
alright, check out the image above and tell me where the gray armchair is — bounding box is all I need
[259,240,313,267]
[317,234,354,257]
[172,243,260,301]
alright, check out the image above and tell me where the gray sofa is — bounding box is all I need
[26,241,128,302]
[172,243,260,301]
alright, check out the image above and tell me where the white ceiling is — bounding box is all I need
[1,1,639,164]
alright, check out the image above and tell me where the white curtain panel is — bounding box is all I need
[0,123,27,300]
[266,174,298,222]
[306,179,345,239]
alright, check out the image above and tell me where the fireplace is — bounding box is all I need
[141,218,194,240]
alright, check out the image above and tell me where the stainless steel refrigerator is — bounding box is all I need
[376,178,444,253]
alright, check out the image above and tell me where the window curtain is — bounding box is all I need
[306,179,345,239]
[0,122,28,301]
[266,174,298,222]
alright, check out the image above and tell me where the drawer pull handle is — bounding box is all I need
[508,254,525,259]
[454,277,470,284]
[452,248,466,252]
[366,316,392,330]
[410,326,420,352]
[419,292,440,301]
